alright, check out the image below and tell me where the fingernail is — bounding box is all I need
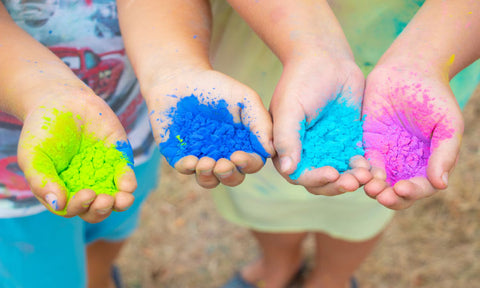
[237,161,248,169]
[96,208,111,215]
[82,198,95,208]
[442,172,449,186]
[45,193,58,211]
[115,203,133,212]
[280,156,292,173]
[217,170,233,178]
[199,169,212,176]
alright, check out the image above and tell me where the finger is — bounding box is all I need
[427,113,463,190]
[239,89,275,159]
[346,167,372,185]
[65,189,96,217]
[80,193,115,223]
[114,166,137,194]
[348,155,373,185]
[195,157,219,189]
[113,191,135,212]
[393,177,436,201]
[375,187,411,210]
[294,166,340,187]
[18,152,69,214]
[349,155,371,170]
[371,166,387,181]
[306,172,360,196]
[270,97,305,175]
[174,155,198,175]
[230,151,264,174]
[214,158,245,187]
[364,178,389,199]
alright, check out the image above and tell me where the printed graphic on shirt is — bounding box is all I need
[0,0,154,218]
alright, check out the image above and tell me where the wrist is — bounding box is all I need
[375,49,449,82]
[280,41,354,68]
[136,52,212,97]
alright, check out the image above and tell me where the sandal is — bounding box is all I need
[111,265,124,288]
[220,262,307,288]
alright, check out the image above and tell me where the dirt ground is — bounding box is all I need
[118,87,480,288]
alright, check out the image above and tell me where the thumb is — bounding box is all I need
[271,98,305,175]
[19,151,69,215]
[427,115,463,189]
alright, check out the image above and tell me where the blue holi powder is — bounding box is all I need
[289,96,364,180]
[160,95,269,166]
[115,140,134,168]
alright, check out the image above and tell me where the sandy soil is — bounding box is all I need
[118,87,480,288]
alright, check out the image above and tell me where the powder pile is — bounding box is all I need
[378,124,429,185]
[160,95,269,166]
[59,140,130,197]
[363,82,454,185]
[31,109,132,211]
[290,97,364,180]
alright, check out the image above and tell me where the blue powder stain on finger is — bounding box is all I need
[160,95,269,166]
[289,95,364,180]
[115,140,134,168]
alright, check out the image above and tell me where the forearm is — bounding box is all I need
[0,5,91,120]
[226,0,353,65]
[117,0,212,93]
[378,0,480,79]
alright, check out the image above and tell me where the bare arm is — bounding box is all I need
[225,0,353,64]
[117,0,274,189]
[378,0,480,78]
[0,4,89,119]
[363,0,480,209]
[117,0,212,93]
[0,4,136,222]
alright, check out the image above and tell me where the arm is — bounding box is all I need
[0,4,136,222]
[363,0,480,209]
[118,0,274,189]
[225,0,372,195]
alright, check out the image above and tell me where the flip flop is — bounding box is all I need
[350,277,358,288]
[111,265,124,288]
[220,262,307,288]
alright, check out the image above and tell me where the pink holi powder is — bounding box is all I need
[364,82,454,185]
[379,123,430,185]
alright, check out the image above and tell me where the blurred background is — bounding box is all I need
[118,87,480,288]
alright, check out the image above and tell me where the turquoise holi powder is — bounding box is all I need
[159,95,269,166]
[290,96,364,180]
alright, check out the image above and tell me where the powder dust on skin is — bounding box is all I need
[31,109,132,214]
[363,82,454,185]
[290,95,364,180]
[159,95,269,166]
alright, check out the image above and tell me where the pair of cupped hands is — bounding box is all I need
[19,52,462,224]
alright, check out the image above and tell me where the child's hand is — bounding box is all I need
[17,91,137,223]
[362,63,463,210]
[270,54,372,196]
[145,68,274,189]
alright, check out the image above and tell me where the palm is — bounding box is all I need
[363,66,463,209]
[146,69,274,188]
[18,93,136,223]
[270,56,372,196]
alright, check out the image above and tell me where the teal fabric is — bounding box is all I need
[0,149,160,288]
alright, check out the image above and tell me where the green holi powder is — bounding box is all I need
[31,109,130,213]
[59,140,128,197]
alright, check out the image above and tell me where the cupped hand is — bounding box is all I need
[145,68,274,189]
[270,54,372,196]
[17,89,137,223]
[362,64,463,210]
